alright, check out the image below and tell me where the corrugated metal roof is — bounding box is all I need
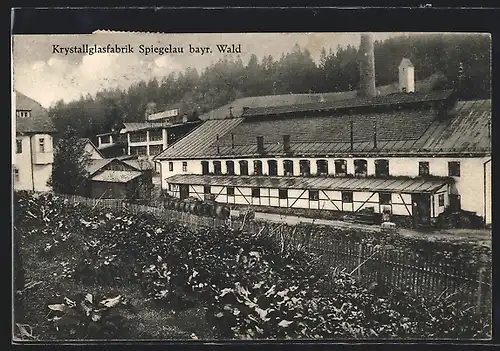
[166,174,451,194]
[242,90,454,117]
[92,170,142,183]
[15,91,56,134]
[155,118,244,160]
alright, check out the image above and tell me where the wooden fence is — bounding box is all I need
[60,194,492,313]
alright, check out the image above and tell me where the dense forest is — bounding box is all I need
[48,34,491,138]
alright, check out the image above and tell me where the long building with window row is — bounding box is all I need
[154,57,491,227]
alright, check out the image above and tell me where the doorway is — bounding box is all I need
[411,193,431,228]
[179,185,190,200]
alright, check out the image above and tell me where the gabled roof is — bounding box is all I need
[154,97,490,160]
[242,90,454,118]
[399,58,414,68]
[86,159,114,176]
[123,159,155,170]
[80,138,104,158]
[15,91,56,134]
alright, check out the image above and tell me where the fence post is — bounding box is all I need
[357,242,363,279]
[476,254,488,313]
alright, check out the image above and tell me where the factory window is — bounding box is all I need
[283,160,294,176]
[342,191,353,203]
[182,162,188,172]
[149,145,163,156]
[131,146,147,156]
[317,159,328,175]
[169,162,174,171]
[226,161,235,175]
[213,161,222,175]
[419,161,430,176]
[227,186,235,196]
[379,192,392,205]
[239,160,249,176]
[129,131,147,143]
[279,189,288,199]
[438,194,445,207]
[16,110,31,118]
[16,139,22,154]
[252,188,260,198]
[254,160,263,175]
[204,185,211,194]
[39,138,45,153]
[375,159,390,177]
[268,160,278,176]
[14,168,19,181]
[149,129,163,141]
[354,159,368,176]
[334,159,347,176]
[448,162,460,177]
[201,161,209,175]
[309,190,319,201]
[299,160,311,176]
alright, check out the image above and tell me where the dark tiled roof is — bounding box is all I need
[198,92,359,121]
[86,159,114,176]
[242,90,454,117]
[154,98,490,160]
[166,174,452,194]
[123,159,155,170]
[15,91,56,134]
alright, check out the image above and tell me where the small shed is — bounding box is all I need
[86,158,153,200]
[90,170,142,199]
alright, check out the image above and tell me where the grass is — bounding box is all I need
[15,227,217,341]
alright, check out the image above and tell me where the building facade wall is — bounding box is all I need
[160,155,489,219]
[85,143,104,159]
[167,183,450,218]
[14,134,53,192]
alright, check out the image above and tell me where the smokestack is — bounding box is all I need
[283,135,291,153]
[358,33,377,98]
[350,120,354,151]
[257,136,264,153]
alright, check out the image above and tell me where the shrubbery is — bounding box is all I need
[15,191,491,340]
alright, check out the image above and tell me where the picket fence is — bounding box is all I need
[60,194,491,313]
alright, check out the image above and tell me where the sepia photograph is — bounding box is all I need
[12,29,492,342]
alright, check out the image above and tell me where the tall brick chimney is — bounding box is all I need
[358,33,377,98]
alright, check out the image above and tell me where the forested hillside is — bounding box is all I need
[48,34,490,139]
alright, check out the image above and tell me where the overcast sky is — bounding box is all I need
[13,32,434,108]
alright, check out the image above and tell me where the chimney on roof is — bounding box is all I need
[283,135,291,153]
[350,120,354,151]
[358,33,377,98]
[229,106,234,117]
[399,58,415,93]
[216,134,220,154]
[257,136,264,153]
[145,102,157,122]
[231,134,235,149]
[373,120,377,149]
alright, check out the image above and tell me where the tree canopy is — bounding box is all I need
[48,34,490,139]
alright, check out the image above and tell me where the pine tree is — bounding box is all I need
[48,127,92,195]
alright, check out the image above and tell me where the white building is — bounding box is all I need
[81,138,104,159]
[154,59,491,227]
[13,91,56,192]
[115,108,200,173]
